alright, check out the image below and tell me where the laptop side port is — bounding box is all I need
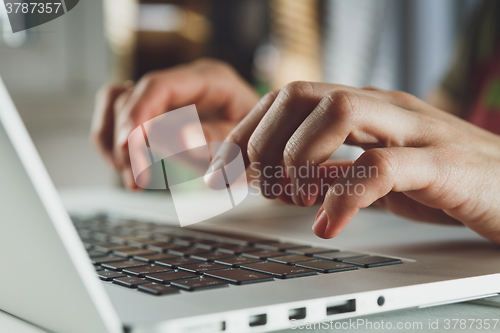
[288,307,307,320]
[326,299,356,316]
[249,314,267,327]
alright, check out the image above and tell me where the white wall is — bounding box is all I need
[0,0,115,188]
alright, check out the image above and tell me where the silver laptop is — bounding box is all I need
[1,76,499,333]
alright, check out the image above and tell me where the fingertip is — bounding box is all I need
[312,210,328,238]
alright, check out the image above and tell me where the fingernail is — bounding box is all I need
[312,210,328,238]
[315,206,324,220]
[290,179,304,206]
[122,168,134,189]
[203,158,225,188]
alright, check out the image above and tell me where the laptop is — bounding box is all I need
[1,76,499,333]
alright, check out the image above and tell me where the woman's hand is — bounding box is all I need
[91,58,259,189]
[214,81,500,243]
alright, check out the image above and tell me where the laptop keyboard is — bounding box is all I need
[72,215,403,296]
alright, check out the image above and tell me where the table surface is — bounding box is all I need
[3,188,499,333]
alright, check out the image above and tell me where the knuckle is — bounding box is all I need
[359,148,397,178]
[280,81,313,101]
[324,90,359,122]
[388,90,418,106]
[140,72,159,86]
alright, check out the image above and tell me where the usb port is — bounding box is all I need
[326,299,356,316]
[249,314,267,327]
[289,307,306,320]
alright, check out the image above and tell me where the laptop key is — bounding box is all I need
[146,271,198,283]
[190,252,235,262]
[268,255,317,265]
[113,277,151,288]
[122,265,173,277]
[242,250,286,260]
[168,247,212,257]
[138,283,180,296]
[155,257,203,268]
[87,250,107,258]
[215,256,265,267]
[91,255,127,265]
[101,259,149,271]
[133,253,178,263]
[313,251,369,261]
[147,243,184,253]
[343,256,402,268]
[170,277,228,291]
[127,239,164,249]
[294,260,358,273]
[216,246,260,255]
[242,262,317,279]
[113,249,157,258]
[205,269,274,285]
[287,247,339,256]
[178,262,229,274]
[94,244,137,254]
[98,270,126,281]
[255,242,309,251]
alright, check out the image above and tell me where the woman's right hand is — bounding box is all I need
[90,58,260,189]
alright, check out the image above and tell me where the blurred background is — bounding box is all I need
[0,0,479,189]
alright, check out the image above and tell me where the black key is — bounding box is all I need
[294,260,358,273]
[215,256,265,267]
[190,239,218,248]
[216,246,260,255]
[268,255,316,265]
[127,239,163,249]
[171,236,197,246]
[242,250,286,260]
[187,230,276,245]
[343,256,402,268]
[151,233,172,242]
[133,253,178,263]
[168,247,211,257]
[95,266,104,272]
[78,229,93,238]
[242,262,317,279]
[146,271,198,283]
[122,265,173,277]
[113,277,150,288]
[94,244,137,254]
[87,251,107,258]
[93,231,112,242]
[113,249,157,258]
[255,242,309,251]
[147,243,184,253]
[109,235,144,245]
[205,269,274,285]
[155,257,203,268]
[101,259,149,271]
[313,251,368,261]
[170,277,228,291]
[287,247,339,256]
[138,283,180,296]
[82,242,94,250]
[91,255,127,265]
[193,241,233,250]
[178,262,228,274]
[98,270,126,281]
[190,252,235,262]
